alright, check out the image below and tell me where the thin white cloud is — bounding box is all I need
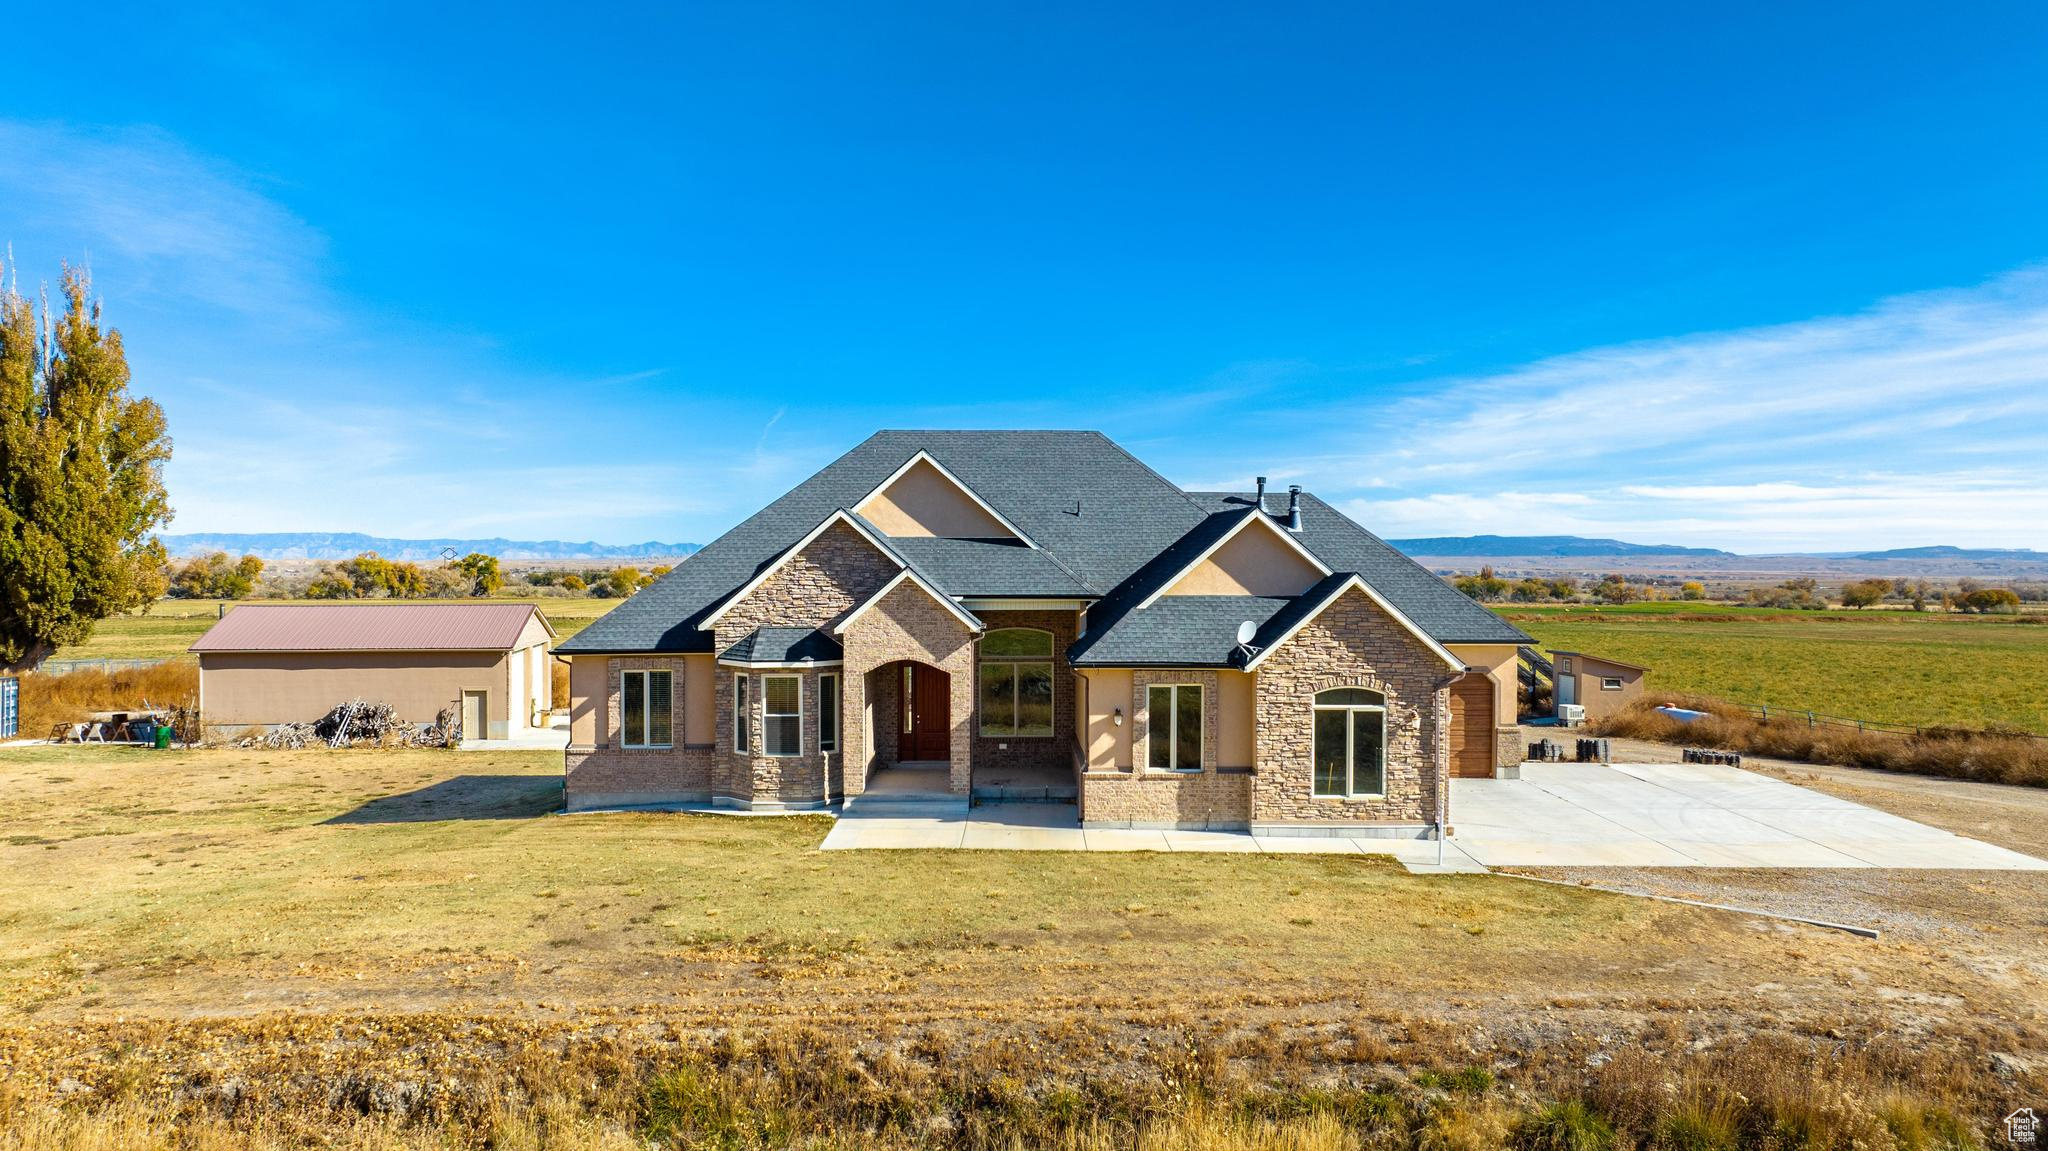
[1323,268,2048,551]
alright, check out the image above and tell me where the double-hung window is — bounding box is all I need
[980,628,1054,737]
[621,669,672,749]
[1312,687,1385,798]
[1145,683,1202,771]
[763,674,801,757]
[819,674,839,752]
[734,673,750,752]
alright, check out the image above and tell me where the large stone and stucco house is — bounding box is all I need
[558,431,1531,835]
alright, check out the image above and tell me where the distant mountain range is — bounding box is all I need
[156,533,701,562]
[1847,545,2048,561]
[1388,535,1734,557]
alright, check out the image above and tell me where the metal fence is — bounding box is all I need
[34,657,171,675]
[1735,701,2048,742]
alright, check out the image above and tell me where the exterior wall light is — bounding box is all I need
[1112,707,1123,726]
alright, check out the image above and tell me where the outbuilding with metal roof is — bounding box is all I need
[191,602,556,740]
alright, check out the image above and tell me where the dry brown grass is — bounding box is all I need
[1593,694,2048,787]
[0,1017,2018,1150]
[15,662,198,740]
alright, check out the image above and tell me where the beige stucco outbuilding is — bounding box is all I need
[1549,649,1649,725]
[190,603,556,739]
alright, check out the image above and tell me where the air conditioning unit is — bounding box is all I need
[1558,703,1586,726]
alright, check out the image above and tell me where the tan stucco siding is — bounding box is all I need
[199,650,508,728]
[1216,669,1255,767]
[1447,644,1519,723]
[1079,668,1132,770]
[855,458,1015,538]
[568,656,605,746]
[684,654,716,745]
[1161,524,1323,597]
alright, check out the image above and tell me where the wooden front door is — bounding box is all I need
[1448,677,1495,778]
[902,665,951,761]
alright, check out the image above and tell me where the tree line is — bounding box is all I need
[163,550,672,602]
[1450,565,2036,613]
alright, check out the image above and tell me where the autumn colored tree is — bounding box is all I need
[0,264,173,670]
[452,552,503,596]
[1839,578,1890,609]
[171,551,265,599]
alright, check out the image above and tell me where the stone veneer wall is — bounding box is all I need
[563,656,715,811]
[839,579,978,795]
[709,520,897,807]
[970,609,1078,778]
[1250,587,1460,827]
[1494,727,1523,773]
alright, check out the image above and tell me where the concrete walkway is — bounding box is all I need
[1453,762,2047,869]
[457,723,571,752]
[820,802,1478,870]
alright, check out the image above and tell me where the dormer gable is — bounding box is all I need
[854,452,1027,541]
[1157,512,1327,599]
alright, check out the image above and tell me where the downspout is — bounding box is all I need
[1438,669,1472,867]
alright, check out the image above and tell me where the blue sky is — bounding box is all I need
[4,2,2046,552]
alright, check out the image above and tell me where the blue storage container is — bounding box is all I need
[0,676,16,739]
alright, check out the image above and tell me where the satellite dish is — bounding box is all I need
[1235,620,1257,645]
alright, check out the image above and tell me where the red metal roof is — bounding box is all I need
[189,603,553,653]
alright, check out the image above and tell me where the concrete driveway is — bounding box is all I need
[821,761,2046,871]
[1452,762,2046,869]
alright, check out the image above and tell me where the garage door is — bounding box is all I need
[1448,677,1496,778]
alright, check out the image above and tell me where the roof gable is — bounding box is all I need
[1242,576,1463,672]
[1154,512,1329,601]
[855,453,1024,541]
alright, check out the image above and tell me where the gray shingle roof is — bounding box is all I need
[1070,595,1293,667]
[886,537,1095,597]
[1187,492,1531,646]
[560,431,1200,654]
[718,627,843,665]
[557,430,1530,657]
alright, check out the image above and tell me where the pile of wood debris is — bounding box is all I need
[232,700,457,749]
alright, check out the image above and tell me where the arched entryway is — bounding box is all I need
[857,658,958,799]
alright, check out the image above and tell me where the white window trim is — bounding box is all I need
[734,672,750,753]
[763,673,802,758]
[819,673,839,753]
[620,669,673,750]
[1600,676,1624,691]
[978,628,1056,738]
[1312,692,1386,799]
[1144,682,1203,773]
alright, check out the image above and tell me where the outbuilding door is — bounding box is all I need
[1448,677,1496,778]
[461,690,488,741]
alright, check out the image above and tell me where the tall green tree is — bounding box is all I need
[0,263,172,670]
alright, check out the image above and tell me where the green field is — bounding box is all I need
[51,596,625,663]
[1504,603,2048,734]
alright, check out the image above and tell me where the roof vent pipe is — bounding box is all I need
[1285,485,1302,532]
[1254,476,1268,514]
